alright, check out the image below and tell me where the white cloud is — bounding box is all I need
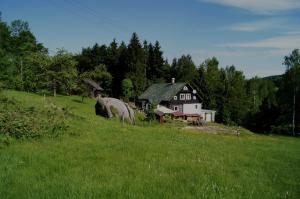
[200,0,300,14]
[229,18,284,32]
[188,49,251,57]
[285,31,300,35]
[223,34,300,50]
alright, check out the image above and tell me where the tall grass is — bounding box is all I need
[0,90,299,198]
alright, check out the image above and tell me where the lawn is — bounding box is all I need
[0,90,299,199]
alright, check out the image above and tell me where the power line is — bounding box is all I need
[47,0,133,38]
[63,0,134,34]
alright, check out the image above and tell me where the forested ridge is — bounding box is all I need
[0,16,299,135]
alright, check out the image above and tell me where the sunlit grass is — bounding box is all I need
[0,90,299,198]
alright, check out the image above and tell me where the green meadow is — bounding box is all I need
[0,90,299,199]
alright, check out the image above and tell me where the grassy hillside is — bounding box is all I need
[0,90,299,199]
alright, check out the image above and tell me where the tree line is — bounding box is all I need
[0,17,299,135]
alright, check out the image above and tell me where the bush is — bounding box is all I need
[271,124,291,135]
[147,103,157,121]
[0,96,68,140]
[135,111,146,122]
[0,82,3,91]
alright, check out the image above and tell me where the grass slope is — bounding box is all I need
[0,90,299,199]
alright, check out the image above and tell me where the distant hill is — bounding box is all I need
[263,74,283,87]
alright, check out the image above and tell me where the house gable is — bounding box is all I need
[169,84,201,105]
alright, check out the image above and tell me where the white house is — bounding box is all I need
[138,78,216,122]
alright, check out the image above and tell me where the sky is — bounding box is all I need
[1,0,300,78]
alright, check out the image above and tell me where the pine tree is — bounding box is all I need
[146,43,154,80]
[107,39,120,97]
[126,33,147,99]
[171,55,197,82]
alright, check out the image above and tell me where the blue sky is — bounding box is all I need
[1,0,300,78]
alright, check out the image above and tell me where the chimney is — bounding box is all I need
[171,78,175,84]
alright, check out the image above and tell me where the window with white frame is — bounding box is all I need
[193,96,196,100]
[180,94,185,100]
[173,106,179,111]
[186,93,191,100]
[173,96,177,100]
[183,86,188,90]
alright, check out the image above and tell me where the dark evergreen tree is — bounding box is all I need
[76,43,107,73]
[106,39,119,96]
[126,33,147,98]
[152,41,165,82]
[170,55,197,82]
[146,42,154,80]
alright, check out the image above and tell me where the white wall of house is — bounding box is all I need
[199,110,216,122]
[205,113,212,122]
[183,103,202,114]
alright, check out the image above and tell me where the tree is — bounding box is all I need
[196,57,222,109]
[126,33,147,99]
[9,20,29,37]
[106,39,123,97]
[121,78,133,102]
[146,41,165,83]
[245,77,277,113]
[143,40,149,66]
[9,20,46,55]
[47,49,77,96]
[195,62,248,125]
[0,19,11,51]
[76,43,107,73]
[0,18,47,91]
[220,66,248,125]
[280,49,300,135]
[113,41,129,97]
[80,64,112,95]
[22,52,50,92]
[171,55,197,82]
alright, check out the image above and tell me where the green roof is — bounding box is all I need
[138,83,186,103]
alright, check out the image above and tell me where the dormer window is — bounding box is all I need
[174,96,177,100]
[180,94,185,100]
[183,86,188,91]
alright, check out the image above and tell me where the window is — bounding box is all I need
[186,94,191,100]
[195,105,198,109]
[193,89,197,94]
[183,86,188,91]
[173,106,179,111]
[180,94,185,100]
[173,96,177,100]
[193,96,197,100]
